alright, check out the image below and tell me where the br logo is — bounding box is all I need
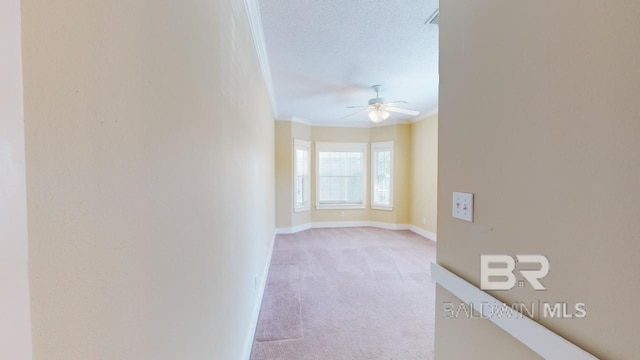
[480,255,549,291]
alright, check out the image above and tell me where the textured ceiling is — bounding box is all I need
[257,0,439,126]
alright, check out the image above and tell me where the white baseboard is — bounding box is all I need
[276,222,312,234]
[368,221,412,231]
[311,221,370,229]
[241,232,276,360]
[274,227,290,235]
[410,225,437,242]
[275,222,436,242]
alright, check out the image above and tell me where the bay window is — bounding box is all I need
[371,141,394,210]
[294,139,311,212]
[315,142,367,209]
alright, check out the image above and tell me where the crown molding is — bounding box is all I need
[277,116,421,128]
[423,106,439,118]
[277,105,438,127]
[411,106,439,123]
[306,117,417,128]
[243,0,278,117]
[290,116,313,126]
[311,121,372,128]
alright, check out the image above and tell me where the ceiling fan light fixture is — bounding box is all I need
[368,108,389,123]
[343,84,420,123]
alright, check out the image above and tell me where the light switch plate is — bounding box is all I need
[453,192,474,222]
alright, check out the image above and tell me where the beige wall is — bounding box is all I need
[370,124,412,225]
[275,123,429,229]
[274,120,313,228]
[22,1,275,359]
[437,1,640,359]
[0,0,33,358]
[275,121,293,228]
[410,115,438,235]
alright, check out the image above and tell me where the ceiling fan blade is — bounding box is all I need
[345,105,368,109]
[386,106,420,116]
[385,100,408,105]
[340,108,369,120]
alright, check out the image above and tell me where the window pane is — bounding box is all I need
[296,149,305,177]
[374,149,391,206]
[295,175,304,206]
[294,146,309,208]
[318,151,363,204]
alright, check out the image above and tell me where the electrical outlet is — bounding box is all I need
[422,217,427,225]
[340,211,345,217]
[453,192,474,222]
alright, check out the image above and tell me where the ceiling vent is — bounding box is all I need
[425,9,439,25]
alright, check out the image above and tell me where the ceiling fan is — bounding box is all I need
[342,85,420,123]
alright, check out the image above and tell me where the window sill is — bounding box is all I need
[294,206,310,213]
[371,205,394,211]
[316,204,366,210]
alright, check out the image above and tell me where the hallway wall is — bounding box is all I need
[438,1,640,359]
[22,1,275,359]
[0,0,32,358]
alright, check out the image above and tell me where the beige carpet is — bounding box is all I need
[251,227,436,360]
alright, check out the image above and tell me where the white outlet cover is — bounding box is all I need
[453,192,474,222]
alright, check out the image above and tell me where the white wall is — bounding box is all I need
[22,0,274,359]
[0,0,33,358]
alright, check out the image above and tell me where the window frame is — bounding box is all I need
[315,142,368,210]
[293,139,311,212]
[371,141,394,211]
